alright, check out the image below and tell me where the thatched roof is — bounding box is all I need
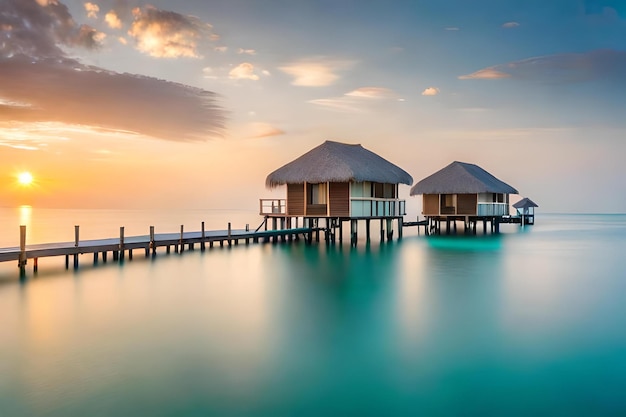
[266,140,413,188]
[410,161,518,195]
[513,197,538,209]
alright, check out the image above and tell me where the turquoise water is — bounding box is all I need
[1,211,626,416]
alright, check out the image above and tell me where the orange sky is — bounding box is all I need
[2,0,626,213]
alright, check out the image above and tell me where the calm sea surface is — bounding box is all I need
[1,208,626,416]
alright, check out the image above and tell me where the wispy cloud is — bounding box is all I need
[345,87,396,99]
[310,86,399,112]
[0,0,226,142]
[459,49,626,83]
[421,87,440,96]
[279,57,355,87]
[246,122,284,139]
[459,68,512,80]
[502,21,520,28]
[445,27,460,31]
[237,48,256,55]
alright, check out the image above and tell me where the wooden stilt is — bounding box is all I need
[380,219,385,242]
[365,219,371,243]
[93,252,98,264]
[33,257,38,273]
[398,217,403,240]
[386,218,393,241]
[102,252,107,262]
[350,219,358,247]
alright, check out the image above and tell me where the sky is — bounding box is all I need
[1,0,626,213]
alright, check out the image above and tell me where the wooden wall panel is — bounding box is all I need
[457,194,478,215]
[287,183,304,216]
[329,182,350,217]
[423,194,439,215]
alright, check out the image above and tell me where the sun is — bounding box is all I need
[17,171,34,186]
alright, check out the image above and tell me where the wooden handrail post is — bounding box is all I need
[119,226,125,261]
[18,225,27,273]
[74,225,80,247]
[201,221,206,251]
[150,226,155,254]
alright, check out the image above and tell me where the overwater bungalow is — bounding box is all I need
[512,197,538,226]
[261,140,413,244]
[410,161,519,234]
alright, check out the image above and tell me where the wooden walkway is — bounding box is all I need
[1,226,316,275]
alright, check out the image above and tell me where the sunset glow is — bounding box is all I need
[17,172,34,186]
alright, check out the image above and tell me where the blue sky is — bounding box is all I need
[1,0,625,212]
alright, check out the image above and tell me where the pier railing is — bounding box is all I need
[477,202,510,216]
[260,199,287,215]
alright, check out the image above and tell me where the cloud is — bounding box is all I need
[0,0,226,142]
[459,68,514,80]
[237,48,256,55]
[502,21,520,28]
[421,87,440,96]
[279,58,354,87]
[246,122,284,139]
[459,49,626,83]
[310,86,399,113]
[445,27,460,31]
[308,98,364,113]
[345,87,396,99]
[229,62,260,81]
[84,2,99,19]
[127,5,216,58]
[105,10,122,29]
[1,0,105,58]
[215,46,228,53]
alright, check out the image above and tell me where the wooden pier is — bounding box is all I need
[1,222,318,277]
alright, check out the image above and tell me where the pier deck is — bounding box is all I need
[0,227,316,273]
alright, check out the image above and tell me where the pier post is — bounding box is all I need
[228,222,232,246]
[179,225,184,253]
[380,219,385,242]
[119,227,125,261]
[150,226,156,255]
[338,220,343,244]
[102,251,107,262]
[365,219,371,243]
[201,222,206,251]
[18,225,27,275]
[33,257,38,273]
[73,225,79,269]
[398,217,403,240]
[93,252,98,264]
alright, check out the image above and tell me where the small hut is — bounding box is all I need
[262,140,413,244]
[410,161,518,234]
[513,197,538,225]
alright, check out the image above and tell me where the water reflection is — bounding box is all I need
[426,234,503,251]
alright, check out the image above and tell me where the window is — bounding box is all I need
[309,183,327,204]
